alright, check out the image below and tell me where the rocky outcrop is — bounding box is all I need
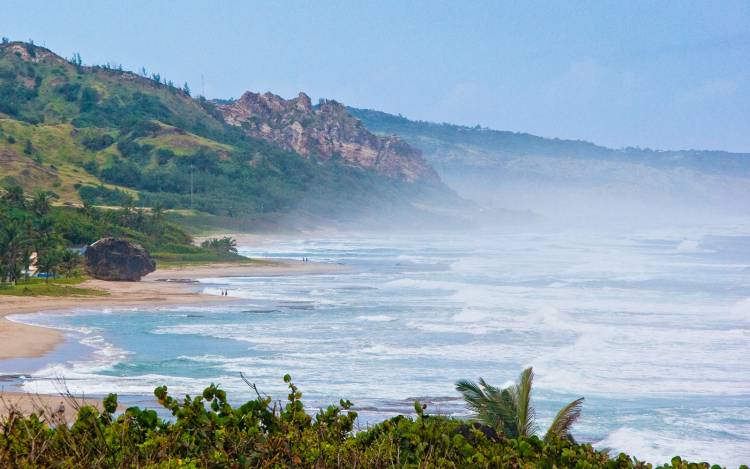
[217,91,440,184]
[85,238,156,281]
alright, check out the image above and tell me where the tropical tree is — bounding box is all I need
[30,190,58,215]
[201,236,238,254]
[35,248,64,282]
[148,202,166,241]
[31,215,62,272]
[456,367,583,443]
[1,185,26,208]
[58,250,83,278]
[0,219,31,284]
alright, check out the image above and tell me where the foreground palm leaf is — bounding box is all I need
[456,367,583,442]
[545,396,584,443]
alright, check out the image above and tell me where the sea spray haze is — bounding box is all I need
[350,108,750,229]
[1,2,749,466]
[11,229,750,467]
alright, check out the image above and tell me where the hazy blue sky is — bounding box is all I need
[3,1,748,151]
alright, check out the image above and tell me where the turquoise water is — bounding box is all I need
[8,229,750,466]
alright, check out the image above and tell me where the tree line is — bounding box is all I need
[0,185,194,284]
[1,184,247,285]
[0,186,80,284]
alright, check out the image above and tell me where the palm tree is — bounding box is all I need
[2,185,26,208]
[201,236,238,254]
[35,248,63,283]
[456,367,583,443]
[31,190,58,216]
[220,236,238,254]
[58,250,82,278]
[0,220,31,285]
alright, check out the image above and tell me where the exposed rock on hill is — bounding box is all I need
[85,238,156,281]
[217,92,440,184]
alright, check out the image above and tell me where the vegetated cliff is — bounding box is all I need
[218,92,440,184]
[0,41,451,228]
[349,107,750,226]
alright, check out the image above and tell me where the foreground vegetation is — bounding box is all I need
[0,375,736,468]
[457,367,584,443]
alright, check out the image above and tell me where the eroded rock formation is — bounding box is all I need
[85,238,155,281]
[217,92,440,184]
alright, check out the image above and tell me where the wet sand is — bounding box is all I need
[0,259,346,360]
[0,258,346,417]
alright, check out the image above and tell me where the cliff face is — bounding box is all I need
[217,92,440,184]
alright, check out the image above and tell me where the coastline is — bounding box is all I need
[0,259,346,361]
[0,391,104,421]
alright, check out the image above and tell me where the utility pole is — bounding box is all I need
[189,164,194,210]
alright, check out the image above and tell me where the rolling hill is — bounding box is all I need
[349,107,750,226]
[0,41,453,230]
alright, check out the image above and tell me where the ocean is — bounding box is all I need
[5,228,750,466]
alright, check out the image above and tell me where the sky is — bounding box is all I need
[2,0,748,152]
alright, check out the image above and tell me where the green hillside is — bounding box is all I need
[348,107,750,175]
[0,41,427,225]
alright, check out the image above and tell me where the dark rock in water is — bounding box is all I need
[85,238,155,281]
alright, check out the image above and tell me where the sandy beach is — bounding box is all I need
[0,258,345,417]
[0,259,345,361]
[0,391,104,421]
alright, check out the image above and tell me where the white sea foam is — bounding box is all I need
[6,315,98,335]
[451,310,490,322]
[597,427,750,468]
[730,297,750,321]
[18,230,750,466]
[676,239,701,252]
[356,315,396,322]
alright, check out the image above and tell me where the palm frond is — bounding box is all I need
[544,397,584,443]
[512,367,536,437]
[486,388,519,437]
[455,379,490,417]
[457,378,516,434]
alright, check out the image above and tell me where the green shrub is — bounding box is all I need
[81,133,115,151]
[0,376,735,468]
[78,184,134,206]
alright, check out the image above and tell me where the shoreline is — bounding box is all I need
[0,258,346,362]
[0,391,105,421]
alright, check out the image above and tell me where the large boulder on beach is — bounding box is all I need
[85,238,156,281]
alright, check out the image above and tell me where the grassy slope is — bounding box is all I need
[0,276,107,297]
[348,106,750,175]
[0,41,229,204]
[150,245,250,267]
[0,118,239,204]
[137,122,234,156]
[0,42,225,133]
[0,42,432,228]
[0,119,131,202]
